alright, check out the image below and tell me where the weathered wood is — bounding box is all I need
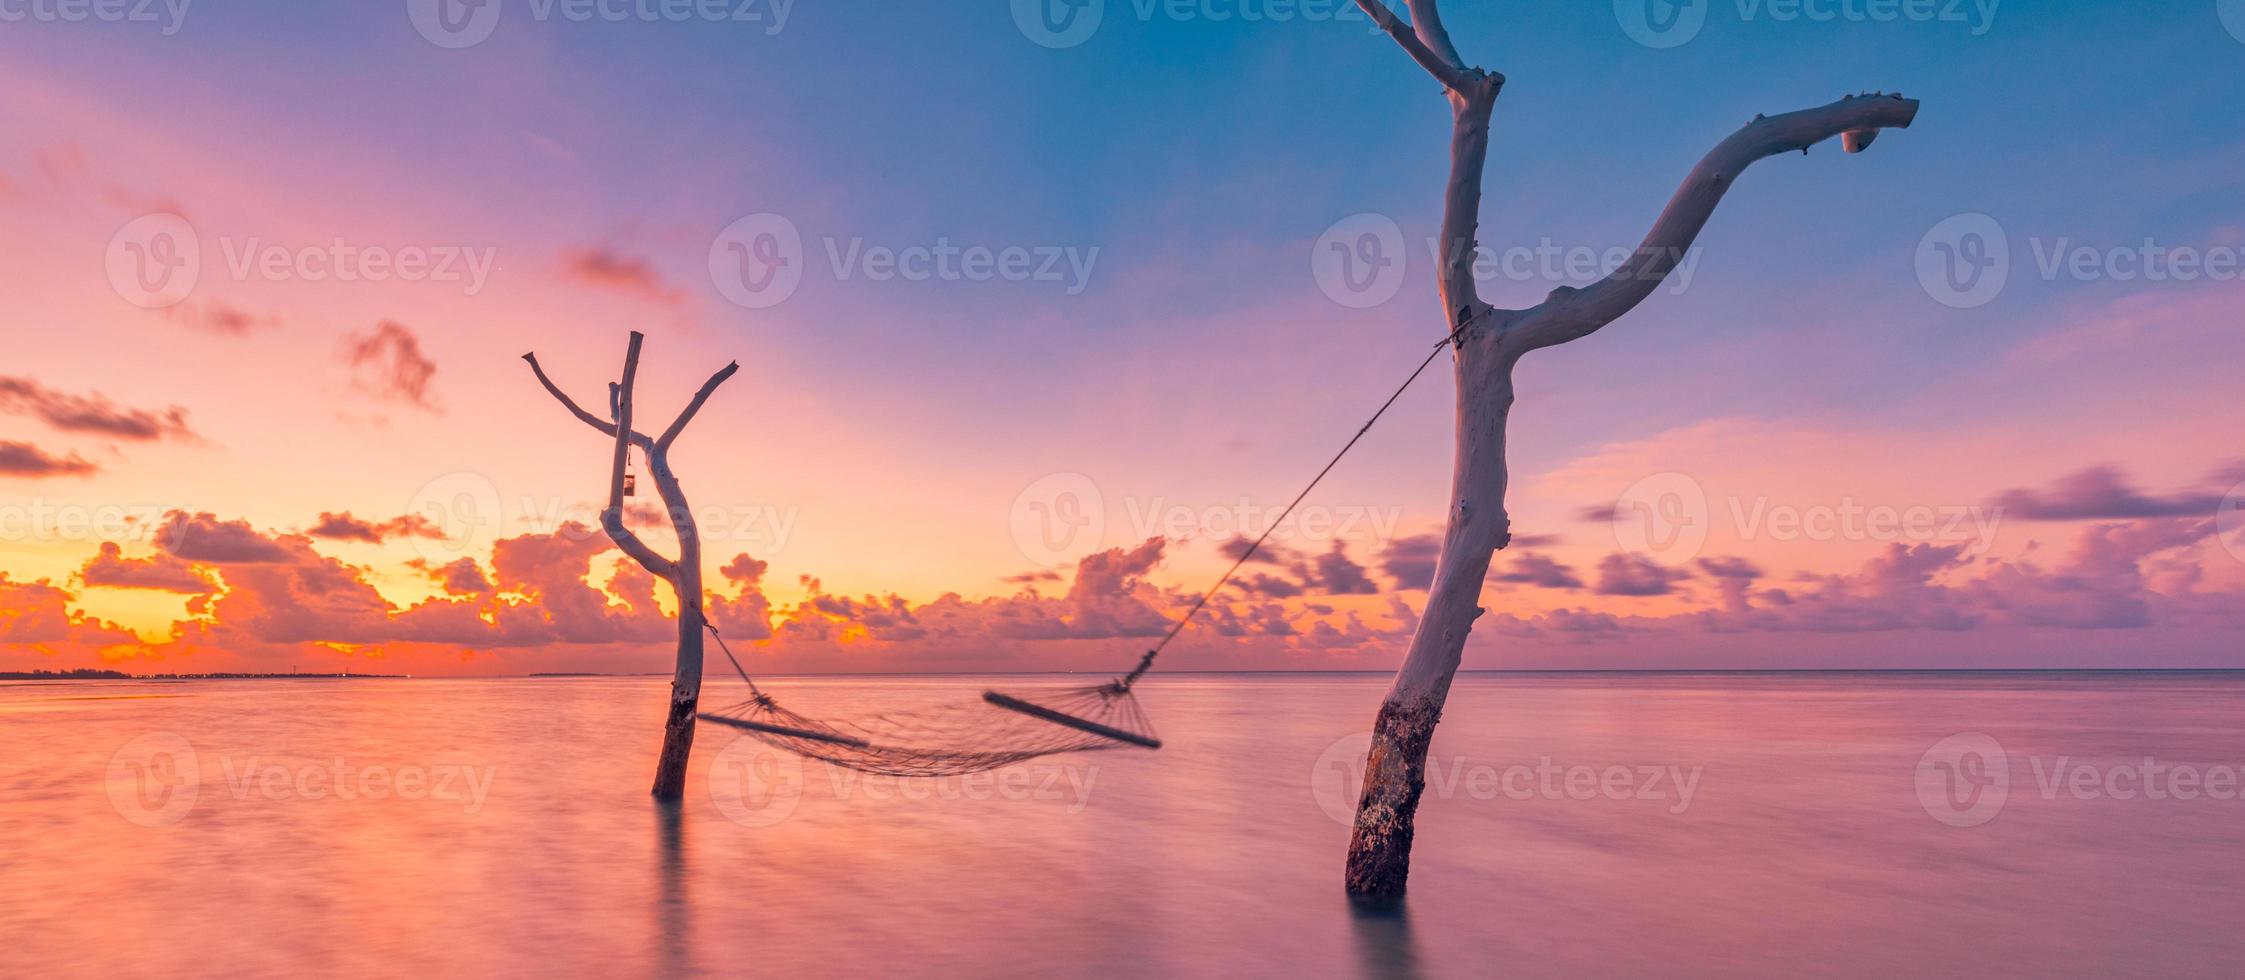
[527,332,739,801]
[1338,0,1920,897]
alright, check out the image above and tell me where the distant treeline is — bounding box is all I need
[0,668,132,679]
[0,670,404,680]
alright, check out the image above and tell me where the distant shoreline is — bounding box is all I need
[0,670,406,681]
[7,667,2244,682]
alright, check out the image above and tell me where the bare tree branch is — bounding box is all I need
[1513,93,1922,351]
[1435,73,1503,337]
[522,352,655,452]
[1350,0,1469,89]
[599,332,677,578]
[657,361,741,453]
[1402,0,1465,70]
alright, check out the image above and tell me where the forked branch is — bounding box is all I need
[524,332,740,580]
[600,333,675,578]
[1349,0,1470,90]
[1514,93,1921,351]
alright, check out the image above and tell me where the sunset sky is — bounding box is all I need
[2,2,2240,675]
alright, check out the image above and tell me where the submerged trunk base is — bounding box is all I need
[1344,693,1444,897]
[650,688,698,800]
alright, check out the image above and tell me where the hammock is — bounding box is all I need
[697,321,1474,777]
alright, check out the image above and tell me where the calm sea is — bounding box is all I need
[5,671,2242,978]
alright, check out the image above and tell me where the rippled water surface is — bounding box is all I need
[6,671,2244,978]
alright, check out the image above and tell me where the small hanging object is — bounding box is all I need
[622,472,637,497]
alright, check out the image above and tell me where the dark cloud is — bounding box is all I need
[1697,556,1763,580]
[1379,533,1440,590]
[1232,572,1305,599]
[1594,554,1691,597]
[1495,553,1585,589]
[156,511,295,564]
[345,321,440,412]
[1577,504,1620,523]
[307,511,444,544]
[0,377,197,442]
[0,441,97,477]
[1312,541,1379,594]
[1218,535,1291,566]
[1995,465,2225,521]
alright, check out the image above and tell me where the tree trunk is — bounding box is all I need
[1346,332,1517,897]
[644,449,707,801]
[526,332,739,802]
[1338,0,1919,897]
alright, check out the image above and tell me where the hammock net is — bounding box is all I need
[694,323,1474,778]
[699,678,1160,778]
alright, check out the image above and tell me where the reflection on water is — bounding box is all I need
[6,671,2245,977]
[1349,899,1423,980]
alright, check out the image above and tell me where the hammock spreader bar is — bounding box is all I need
[982,690,1163,749]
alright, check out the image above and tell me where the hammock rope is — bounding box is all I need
[698,316,1476,777]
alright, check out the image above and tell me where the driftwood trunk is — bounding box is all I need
[1339,0,1920,897]
[528,331,738,800]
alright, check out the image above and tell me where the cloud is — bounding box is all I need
[166,300,276,336]
[307,511,444,544]
[1494,553,1585,589]
[1995,465,2226,521]
[1379,533,1441,590]
[0,441,97,477]
[1594,554,1690,596]
[344,322,440,412]
[0,377,197,442]
[410,557,492,595]
[1232,572,1305,599]
[560,247,683,305]
[1312,541,1378,594]
[0,574,140,651]
[80,542,214,594]
[1219,535,1290,566]
[156,511,295,564]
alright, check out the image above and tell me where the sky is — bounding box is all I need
[0,0,2240,675]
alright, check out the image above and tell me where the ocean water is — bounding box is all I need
[4,671,2243,978]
